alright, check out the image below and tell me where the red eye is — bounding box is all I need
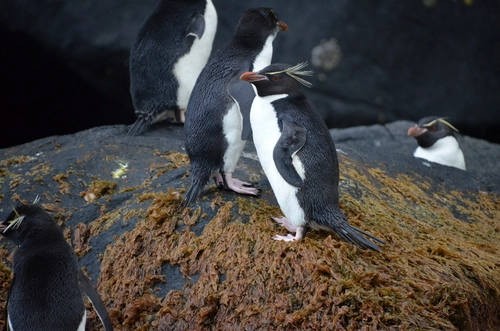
[273,76,279,81]
[430,126,436,131]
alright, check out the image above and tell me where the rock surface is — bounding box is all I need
[1,0,500,147]
[0,121,499,330]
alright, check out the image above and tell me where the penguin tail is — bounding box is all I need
[320,211,385,252]
[337,224,385,252]
[180,179,205,210]
[126,117,149,136]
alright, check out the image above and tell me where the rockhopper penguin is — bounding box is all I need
[0,204,113,331]
[182,8,288,207]
[240,63,385,251]
[407,116,466,170]
[128,0,217,135]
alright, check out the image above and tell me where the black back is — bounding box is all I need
[1,205,85,330]
[414,116,456,148]
[184,7,284,184]
[129,0,208,115]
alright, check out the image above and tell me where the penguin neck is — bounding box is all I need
[19,226,65,248]
[255,93,289,106]
[414,136,466,170]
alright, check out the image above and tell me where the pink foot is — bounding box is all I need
[215,173,224,187]
[272,216,297,232]
[273,234,297,242]
[271,217,307,242]
[223,173,260,196]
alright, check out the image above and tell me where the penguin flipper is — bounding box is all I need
[273,120,307,187]
[78,269,114,331]
[186,13,205,39]
[228,79,255,140]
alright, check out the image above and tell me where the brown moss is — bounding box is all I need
[89,154,500,331]
[88,206,125,237]
[1,148,498,330]
[53,173,71,195]
[150,151,190,179]
[81,180,118,203]
[0,247,12,331]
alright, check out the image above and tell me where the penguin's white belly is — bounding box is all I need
[251,95,306,227]
[414,136,466,170]
[222,102,246,173]
[174,0,217,109]
[77,310,87,331]
[252,34,275,72]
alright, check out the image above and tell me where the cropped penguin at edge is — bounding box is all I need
[407,116,466,170]
[128,0,217,135]
[240,62,385,251]
[0,203,113,331]
[182,7,288,207]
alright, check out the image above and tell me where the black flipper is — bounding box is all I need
[186,13,205,39]
[228,78,256,140]
[78,269,113,331]
[273,120,307,187]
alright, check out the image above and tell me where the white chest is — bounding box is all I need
[222,102,246,172]
[252,34,276,72]
[251,95,306,227]
[414,136,466,170]
[173,0,218,109]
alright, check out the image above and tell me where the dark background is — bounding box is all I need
[1,0,499,148]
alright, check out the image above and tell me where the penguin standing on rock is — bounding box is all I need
[182,7,288,207]
[240,63,385,251]
[128,0,217,135]
[407,116,466,170]
[0,204,113,331]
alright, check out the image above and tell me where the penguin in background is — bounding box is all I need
[407,116,466,170]
[128,0,217,136]
[240,63,385,251]
[0,203,113,331]
[182,7,288,207]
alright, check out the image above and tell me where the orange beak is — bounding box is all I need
[407,126,427,137]
[278,21,288,32]
[240,71,268,82]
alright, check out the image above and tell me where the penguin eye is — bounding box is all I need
[272,76,279,82]
[429,125,437,131]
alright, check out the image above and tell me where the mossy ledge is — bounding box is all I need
[0,124,499,330]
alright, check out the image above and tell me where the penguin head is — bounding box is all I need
[240,62,313,96]
[407,116,460,148]
[235,8,288,41]
[0,204,62,246]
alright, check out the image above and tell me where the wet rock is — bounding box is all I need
[0,122,499,330]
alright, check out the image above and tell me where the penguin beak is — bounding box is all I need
[278,21,288,32]
[240,71,268,83]
[407,126,428,137]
